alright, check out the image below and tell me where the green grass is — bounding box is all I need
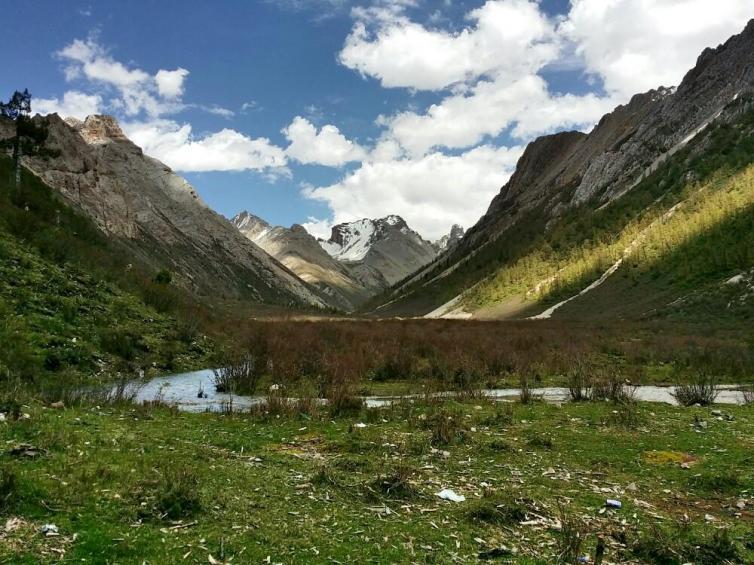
[0,398,751,563]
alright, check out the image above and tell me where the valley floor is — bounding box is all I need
[1,397,752,563]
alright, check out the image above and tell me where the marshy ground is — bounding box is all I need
[1,394,752,563]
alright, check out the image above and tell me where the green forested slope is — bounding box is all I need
[0,157,212,385]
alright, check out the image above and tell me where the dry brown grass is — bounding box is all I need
[204,318,753,394]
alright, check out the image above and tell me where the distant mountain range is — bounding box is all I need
[232,212,463,310]
[4,19,754,323]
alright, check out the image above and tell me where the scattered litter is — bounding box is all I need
[40,524,59,536]
[354,423,367,429]
[430,448,450,458]
[606,499,622,509]
[4,517,25,532]
[269,384,282,392]
[704,513,717,522]
[577,556,590,564]
[436,489,465,502]
[736,499,746,510]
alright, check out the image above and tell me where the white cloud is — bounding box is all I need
[33,91,103,120]
[155,68,189,98]
[304,144,523,240]
[56,38,187,117]
[561,0,754,97]
[122,119,288,174]
[283,116,366,167]
[301,216,333,239]
[340,0,559,90]
[382,74,618,156]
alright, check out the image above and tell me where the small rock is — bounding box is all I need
[40,524,58,536]
[736,500,746,510]
[50,401,65,410]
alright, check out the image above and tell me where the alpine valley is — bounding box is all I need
[2,8,754,564]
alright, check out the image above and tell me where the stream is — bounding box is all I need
[132,369,751,412]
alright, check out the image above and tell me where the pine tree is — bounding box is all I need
[0,89,52,189]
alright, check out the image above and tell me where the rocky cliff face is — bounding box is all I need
[378,19,754,315]
[319,216,439,288]
[0,115,327,308]
[434,224,465,252]
[232,211,371,310]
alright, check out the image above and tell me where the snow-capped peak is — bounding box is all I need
[317,215,419,262]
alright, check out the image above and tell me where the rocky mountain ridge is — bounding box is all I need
[0,114,328,309]
[375,19,754,318]
[233,212,451,310]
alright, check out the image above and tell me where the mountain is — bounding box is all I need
[319,215,439,290]
[232,211,370,310]
[433,224,465,253]
[373,19,754,322]
[0,114,327,310]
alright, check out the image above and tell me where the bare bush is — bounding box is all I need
[741,386,753,405]
[672,373,719,406]
[213,352,258,394]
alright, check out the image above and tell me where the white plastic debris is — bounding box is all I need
[269,384,282,392]
[436,489,465,502]
[354,422,367,428]
[606,499,622,509]
[40,524,58,536]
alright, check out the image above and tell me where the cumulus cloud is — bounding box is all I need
[33,91,103,120]
[56,37,187,117]
[304,144,523,240]
[283,116,366,167]
[155,68,189,98]
[122,119,288,174]
[340,0,558,90]
[561,0,754,97]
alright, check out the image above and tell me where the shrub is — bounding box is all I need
[155,468,201,520]
[567,359,593,402]
[0,466,17,512]
[369,463,419,500]
[557,502,588,564]
[672,372,719,406]
[742,386,753,405]
[466,494,528,525]
[213,352,259,394]
[691,470,741,494]
[425,409,465,446]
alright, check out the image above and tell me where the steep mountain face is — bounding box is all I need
[319,215,438,289]
[434,224,465,253]
[0,115,326,309]
[374,19,754,319]
[232,211,370,310]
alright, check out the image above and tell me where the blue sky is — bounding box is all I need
[3,0,753,239]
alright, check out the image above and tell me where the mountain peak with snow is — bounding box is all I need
[319,215,420,262]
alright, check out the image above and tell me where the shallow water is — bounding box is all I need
[133,369,750,412]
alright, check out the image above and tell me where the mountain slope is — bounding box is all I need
[371,19,754,321]
[232,212,370,310]
[0,115,326,310]
[0,155,212,383]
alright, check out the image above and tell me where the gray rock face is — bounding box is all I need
[1,114,327,308]
[232,212,371,311]
[384,19,754,310]
[434,225,465,253]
